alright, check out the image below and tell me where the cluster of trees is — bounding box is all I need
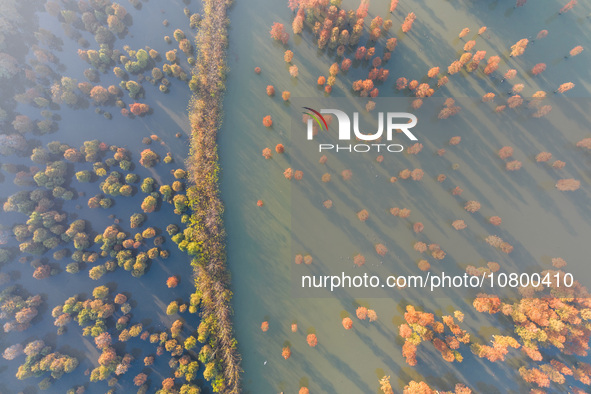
[140,149,159,167]
[78,46,118,72]
[51,76,81,107]
[399,306,469,365]
[283,0,580,123]
[122,47,150,74]
[0,133,28,155]
[280,2,418,97]
[90,345,133,382]
[99,171,129,196]
[95,224,167,278]
[392,270,591,390]
[63,0,193,96]
[51,286,121,337]
[33,160,74,200]
[380,376,471,394]
[5,189,93,262]
[10,339,78,386]
[0,286,43,333]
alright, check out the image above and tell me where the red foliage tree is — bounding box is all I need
[427,67,439,78]
[375,244,388,256]
[356,307,368,320]
[292,12,304,34]
[569,46,584,57]
[532,63,546,75]
[270,22,289,44]
[33,265,51,280]
[448,61,463,75]
[559,0,577,14]
[355,46,366,60]
[341,58,352,71]
[390,0,399,12]
[356,0,369,18]
[353,254,365,267]
[401,12,416,33]
[396,77,407,90]
[464,40,476,51]
[556,178,580,191]
[556,82,575,93]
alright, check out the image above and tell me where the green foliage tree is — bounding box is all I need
[75,170,92,183]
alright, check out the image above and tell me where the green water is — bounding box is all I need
[1,0,590,392]
[220,0,591,393]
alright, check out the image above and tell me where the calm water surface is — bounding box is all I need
[221,0,591,393]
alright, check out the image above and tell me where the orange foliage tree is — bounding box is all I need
[166,276,179,288]
[402,12,416,33]
[342,317,353,330]
[284,50,294,63]
[510,39,528,57]
[282,346,291,359]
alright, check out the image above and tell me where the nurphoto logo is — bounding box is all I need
[303,107,418,153]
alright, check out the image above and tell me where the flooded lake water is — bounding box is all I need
[1,1,202,392]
